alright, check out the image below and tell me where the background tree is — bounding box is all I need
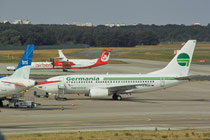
[0,23,209,47]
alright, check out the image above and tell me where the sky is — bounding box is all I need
[0,0,210,25]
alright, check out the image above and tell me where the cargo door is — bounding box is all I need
[160,77,165,87]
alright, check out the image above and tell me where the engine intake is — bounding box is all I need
[89,88,108,97]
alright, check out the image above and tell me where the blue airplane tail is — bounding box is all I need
[10,45,34,79]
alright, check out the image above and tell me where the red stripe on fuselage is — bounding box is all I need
[36,80,61,85]
[54,60,75,67]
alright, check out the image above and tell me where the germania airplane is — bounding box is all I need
[0,45,36,106]
[36,40,196,100]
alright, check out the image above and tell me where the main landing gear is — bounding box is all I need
[0,100,3,107]
[63,69,68,72]
[112,94,122,100]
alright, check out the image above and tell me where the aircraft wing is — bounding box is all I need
[174,75,201,80]
[106,83,152,93]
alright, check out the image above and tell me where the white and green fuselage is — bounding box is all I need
[38,74,186,96]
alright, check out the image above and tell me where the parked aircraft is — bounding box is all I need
[0,45,36,106]
[33,49,112,71]
[36,40,196,100]
[7,49,112,71]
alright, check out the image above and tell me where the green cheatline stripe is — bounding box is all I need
[103,77,176,81]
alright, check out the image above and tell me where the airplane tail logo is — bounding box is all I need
[149,40,196,76]
[177,53,190,66]
[101,51,110,62]
[16,45,34,69]
[10,44,34,79]
[97,49,112,64]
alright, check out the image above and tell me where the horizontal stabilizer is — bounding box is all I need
[2,81,25,86]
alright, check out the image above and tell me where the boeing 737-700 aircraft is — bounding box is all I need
[36,40,196,100]
[0,45,36,106]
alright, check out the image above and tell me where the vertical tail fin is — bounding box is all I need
[149,40,196,77]
[58,50,68,61]
[95,49,112,65]
[10,44,34,79]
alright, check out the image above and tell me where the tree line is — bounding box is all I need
[0,23,209,47]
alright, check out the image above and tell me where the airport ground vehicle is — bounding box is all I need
[8,100,37,108]
[6,66,16,71]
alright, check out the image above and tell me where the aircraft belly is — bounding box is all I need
[65,86,89,94]
[164,80,185,88]
[71,63,92,68]
[132,80,185,93]
[133,86,161,93]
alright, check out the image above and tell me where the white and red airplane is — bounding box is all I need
[7,49,112,71]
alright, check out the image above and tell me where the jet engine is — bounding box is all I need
[50,58,55,68]
[89,88,109,97]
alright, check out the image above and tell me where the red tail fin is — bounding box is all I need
[96,49,112,65]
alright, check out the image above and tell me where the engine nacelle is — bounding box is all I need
[89,88,108,97]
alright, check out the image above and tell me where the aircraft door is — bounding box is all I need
[160,77,165,87]
[57,77,65,99]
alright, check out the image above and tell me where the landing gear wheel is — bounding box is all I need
[116,95,122,100]
[112,95,117,100]
[0,100,3,107]
[112,95,122,100]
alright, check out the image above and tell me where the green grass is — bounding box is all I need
[111,48,210,63]
[5,130,210,140]
[0,43,210,63]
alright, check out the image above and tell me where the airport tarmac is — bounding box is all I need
[0,58,210,135]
